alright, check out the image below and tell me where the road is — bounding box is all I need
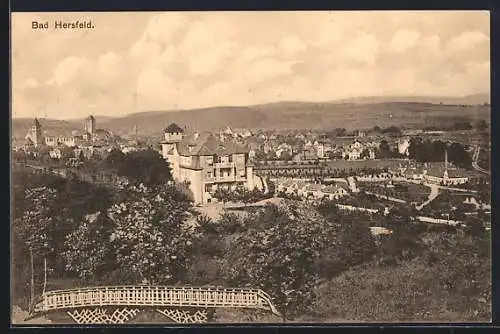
[472,145,490,175]
[415,183,439,211]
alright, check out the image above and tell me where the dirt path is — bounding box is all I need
[11,306,52,325]
[416,183,439,211]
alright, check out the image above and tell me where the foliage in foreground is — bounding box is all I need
[220,202,341,317]
[311,231,490,322]
[63,183,195,285]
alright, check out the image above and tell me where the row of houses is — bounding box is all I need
[275,179,349,200]
[246,136,411,162]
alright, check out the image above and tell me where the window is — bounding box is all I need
[205,184,212,193]
[206,156,213,165]
[207,171,213,179]
[218,155,229,164]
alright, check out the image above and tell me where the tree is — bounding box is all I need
[360,148,371,160]
[117,149,172,186]
[213,187,230,204]
[377,140,392,159]
[14,187,61,258]
[63,211,115,281]
[474,120,488,132]
[60,146,75,162]
[77,150,85,162]
[221,202,339,318]
[12,186,62,304]
[105,148,126,166]
[12,150,27,162]
[63,183,194,285]
[381,126,402,136]
[37,146,51,163]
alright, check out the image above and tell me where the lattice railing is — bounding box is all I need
[32,286,280,317]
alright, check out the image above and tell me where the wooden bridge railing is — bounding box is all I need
[32,286,281,316]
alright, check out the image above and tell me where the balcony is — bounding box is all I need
[214,162,235,168]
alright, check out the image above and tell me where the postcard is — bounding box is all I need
[11,11,491,324]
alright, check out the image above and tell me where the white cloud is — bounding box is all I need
[181,21,218,56]
[279,36,306,58]
[97,52,122,77]
[244,58,296,84]
[53,56,92,86]
[189,39,235,76]
[11,12,491,119]
[446,30,489,52]
[136,67,171,99]
[142,13,188,44]
[341,33,379,65]
[390,29,421,52]
[129,39,161,60]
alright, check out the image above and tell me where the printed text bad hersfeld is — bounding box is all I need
[32,20,95,30]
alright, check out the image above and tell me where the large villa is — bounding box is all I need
[161,123,256,204]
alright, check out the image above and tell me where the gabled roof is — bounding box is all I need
[323,185,345,193]
[177,133,248,156]
[305,184,323,192]
[165,123,184,134]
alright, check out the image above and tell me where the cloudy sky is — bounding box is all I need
[12,11,489,119]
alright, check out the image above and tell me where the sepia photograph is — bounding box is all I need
[11,11,491,324]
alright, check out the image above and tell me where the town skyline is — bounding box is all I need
[12,11,490,120]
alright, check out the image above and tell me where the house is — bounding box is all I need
[49,147,63,159]
[275,143,293,158]
[398,138,411,156]
[293,148,317,162]
[12,137,35,152]
[322,184,349,199]
[41,115,113,148]
[294,181,309,196]
[45,133,82,148]
[316,142,325,158]
[161,123,256,204]
[303,183,324,199]
[276,179,297,194]
[343,140,363,160]
[233,128,253,138]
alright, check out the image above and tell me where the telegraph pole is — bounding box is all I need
[42,257,47,296]
[29,247,34,311]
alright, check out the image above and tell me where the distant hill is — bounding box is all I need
[96,101,490,135]
[11,95,491,138]
[327,93,490,106]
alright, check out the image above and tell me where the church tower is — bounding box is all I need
[25,118,43,147]
[84,115,96,135]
